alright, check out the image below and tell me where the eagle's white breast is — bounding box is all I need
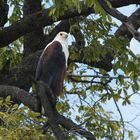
[56,39,69,67]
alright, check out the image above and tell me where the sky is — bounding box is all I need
[68,4,140,140]
[102,5,140,139]
[6,2,140,140]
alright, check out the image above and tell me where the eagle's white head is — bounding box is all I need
[53,31,69,66]
[54,31,68,43]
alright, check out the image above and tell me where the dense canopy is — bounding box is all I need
[0,0,140,140]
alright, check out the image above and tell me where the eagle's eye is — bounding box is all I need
[60,33,63,36]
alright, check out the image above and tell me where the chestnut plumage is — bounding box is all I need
[35,32,69,96]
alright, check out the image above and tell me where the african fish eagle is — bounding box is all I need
[35,31,69,97]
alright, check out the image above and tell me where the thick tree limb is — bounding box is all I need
[76,54,113,71]
[0,0,8,27]
[23,0,45,56]
[0,2,140,88]
[0,0,140,48]
[108,0,140,7]
[99,0,140,42]
[124,22,140,42]
[0,3,94,48]
[99,0,127,22]
[115,8,140,40]
[44,19,77,45]
[0,85,40,111]
[0,50,40,89]
[36,81,66,140]
[56,113,96,140]
[0,84,96,140]
[0,46,112,90]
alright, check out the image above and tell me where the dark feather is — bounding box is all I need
[35,41,66,96]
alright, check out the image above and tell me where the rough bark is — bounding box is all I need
[37,81,67,140]
[23,0,45,56]
[0,7,140,89]
[0,0,139,48]
[99,1,140,42]
[56,113,96,140]
[0,85,40,111]
[115,8,140,39]
[0,0,8,27]
[0,84,96,140]
[0,1,140,140]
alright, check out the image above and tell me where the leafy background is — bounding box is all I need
[0,0,140,140]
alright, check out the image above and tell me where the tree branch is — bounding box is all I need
[36,81,66,140]
[107,86,125,140]
[0,46,112,89]
[68,74,130,79]
[0,0,139,48]
[44,18,77,46]
[0,84,96,140]
[0,0,8,27]
[56,113,96,140]
[68,76,107,85]
[23,0,45,56]
[0,2,140,89]
[0,2,94,48]
[115,8,140,40]
[99,0,127,22]
[108,0,140,7]
[124,22,140,42]
[0,85,40,112]
[69,44,113,71]
[113,97,125,140]
[99,0,140,42]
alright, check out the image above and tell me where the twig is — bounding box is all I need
[126,113,140,123]
[98,0,140,42]
[113,97,125,140]
[68,76,111,85]
[55,113,96,140]
[68,74,130,79]
[93,92,109,107]
[98,0,127,22]
[105,86,125,140]
[124,22,140,42]
[126,122,140,133]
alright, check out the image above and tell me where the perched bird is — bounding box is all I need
[35,31,69,97]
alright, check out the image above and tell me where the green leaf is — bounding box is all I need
[114,94,120,101]
[5,96,11,103]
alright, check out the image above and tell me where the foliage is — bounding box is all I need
[0,0,140,140]
[0,43,21,70]
[0,97,48,140]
